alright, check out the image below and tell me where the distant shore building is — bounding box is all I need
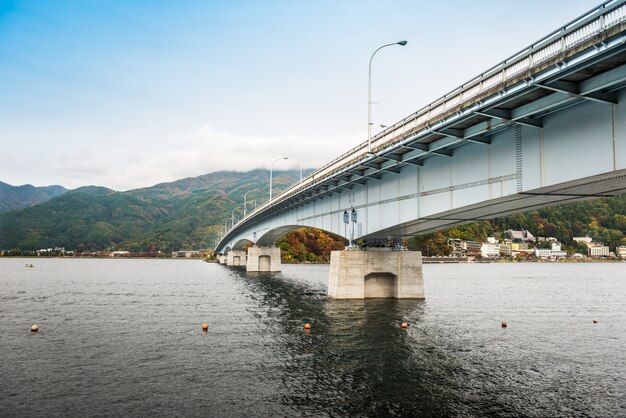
[534,242,567,259]
[448,239,481,257]
[481,242,500,258]
[617,246,626,259]
[573,236,593,245]
[588,245,610,257]
[505,229,536,242]
[173,251,200,258]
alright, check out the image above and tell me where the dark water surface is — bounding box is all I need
[1,258,624,417]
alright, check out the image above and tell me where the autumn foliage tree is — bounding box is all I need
[277,227,346,263]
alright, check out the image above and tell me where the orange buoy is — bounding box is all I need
[501,321,508,328]
[304,323,311,330]
[401,322,408,329]
[202,323,209,331]
[31,325,39,332]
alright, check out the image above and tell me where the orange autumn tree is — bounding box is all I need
[277,227,346,263]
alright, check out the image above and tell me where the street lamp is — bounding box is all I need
[270,156,288,202]
[243,189,257,218]
[368,40,407,154]
[231,206,239,228]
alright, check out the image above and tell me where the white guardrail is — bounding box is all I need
[230,0,626,234]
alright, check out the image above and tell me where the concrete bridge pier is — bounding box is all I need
[226,250,247,267]
[218,255,227,265]
[246,246,282,272]
[328,249,424,299]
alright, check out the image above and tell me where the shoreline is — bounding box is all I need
[2,256,624,264]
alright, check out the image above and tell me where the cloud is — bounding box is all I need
[2,124,363,191]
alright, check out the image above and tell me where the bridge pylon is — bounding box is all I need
[246,246,282,272]
[226,250,247,267]
[328,248,424,299]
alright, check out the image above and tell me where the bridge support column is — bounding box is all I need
[226,250,247,267]
[246,246,281,272]
[328,249,424,299]
[218,255,227,264]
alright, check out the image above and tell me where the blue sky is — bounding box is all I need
[0,0,601,190]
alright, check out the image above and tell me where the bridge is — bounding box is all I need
[215,0,626,298]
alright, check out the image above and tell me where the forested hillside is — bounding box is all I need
[408,195,626,255]
[0,170,304,252]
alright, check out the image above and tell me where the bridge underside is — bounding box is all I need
[370,169,626,239]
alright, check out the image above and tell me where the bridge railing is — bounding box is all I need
[227,0,626,237]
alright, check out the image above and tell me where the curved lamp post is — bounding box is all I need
[231,206,239,228]
[243,189,257,218]
[368,40,407,154]
[270,156,288,202]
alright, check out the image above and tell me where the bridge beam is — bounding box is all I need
[328,249,424,299]
[246,246,281,272]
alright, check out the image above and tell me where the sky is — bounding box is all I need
[0,0,603,191]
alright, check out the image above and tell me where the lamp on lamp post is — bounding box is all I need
[368,40,407,154]
[270,156,288,202]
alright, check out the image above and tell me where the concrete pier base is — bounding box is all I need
[246,246,281,272]
[328,249,424,299]
[227,250,247,267]
[218,255,227,265]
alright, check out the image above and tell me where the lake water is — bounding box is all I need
[0,258,625,417]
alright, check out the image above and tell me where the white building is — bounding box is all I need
[481,242,500,258]
[534,242,567,259]
[573,236,593,245]
[588,245,610,257]
[617,246,626,259]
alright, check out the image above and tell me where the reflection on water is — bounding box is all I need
[1,259,625,417]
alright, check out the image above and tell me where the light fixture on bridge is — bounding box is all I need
[348,208,357,247]
[270,156,288,202]
[368,40,408,154]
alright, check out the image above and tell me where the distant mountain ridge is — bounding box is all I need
[0,181,68,213]
[0,170,305,251]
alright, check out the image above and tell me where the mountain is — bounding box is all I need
[0,181,68,213]
[0,170,306,252]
